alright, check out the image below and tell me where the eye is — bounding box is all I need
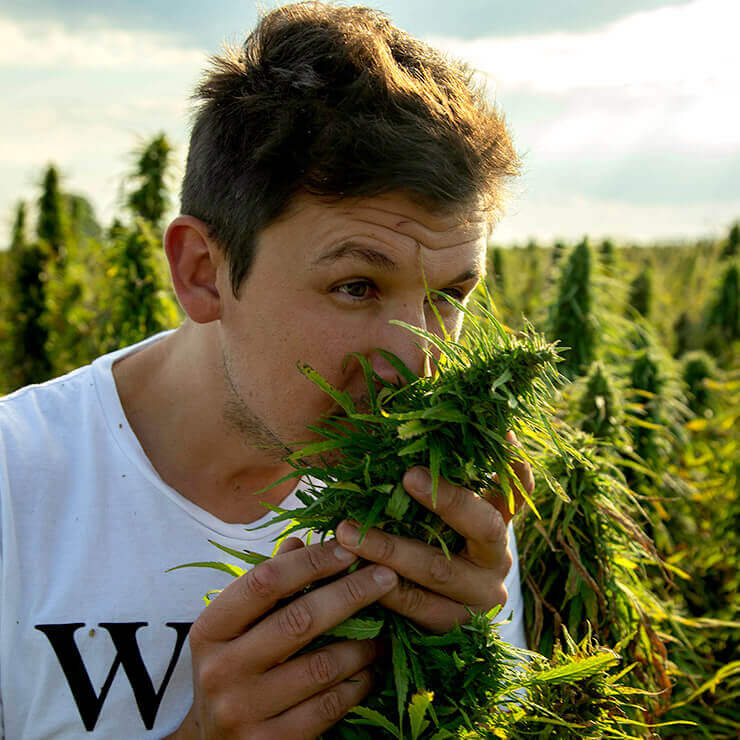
[335,280,376,299]
[428,288,464,305]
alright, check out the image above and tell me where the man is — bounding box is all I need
[0,3,529,737]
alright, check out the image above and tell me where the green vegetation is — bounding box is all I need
[1,146,738,738]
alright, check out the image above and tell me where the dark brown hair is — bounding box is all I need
[181,1,519,295]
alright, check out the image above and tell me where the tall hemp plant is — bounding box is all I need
[179,288,658,738]
[547,239,598,380]
[36,164,99,375]
[2,201,52,391]
[515,432,673,724]
[98,134,180,352]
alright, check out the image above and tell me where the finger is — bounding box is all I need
[243,564,397,671]
[276,536,305,555]
[336,520,509,602]
[257,640,377,718]
[401,468,511,569]
[379,579,507,633]
[260,668,373,739]
[190,539,358,644]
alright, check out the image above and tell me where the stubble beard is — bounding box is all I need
[220,343,377,469]
[220,345,293,463]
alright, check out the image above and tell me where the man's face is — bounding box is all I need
[214,191,489,459]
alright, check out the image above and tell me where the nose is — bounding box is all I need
[369,302,434,386]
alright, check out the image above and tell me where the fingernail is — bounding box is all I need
[338,521,361,547]
[407,467,431,494]
[373,565,396,587]
[334,544,356,563]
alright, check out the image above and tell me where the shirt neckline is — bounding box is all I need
[90,331,305,542]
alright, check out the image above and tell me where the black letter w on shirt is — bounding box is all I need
[35,622,192,731]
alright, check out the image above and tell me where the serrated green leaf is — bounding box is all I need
[298,363,355,415]
[397,419,428,440]
[385,483,411,521]
[327,617,384,640]
[528,651,619,684]
[409,691,434,740]
[286,437,349,461]
[398,437,429,456]
[348,706,400,737]
[392,633,410,729]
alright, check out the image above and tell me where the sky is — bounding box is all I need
[2,0,739,246]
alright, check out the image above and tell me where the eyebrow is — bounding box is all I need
[310,241,398,272]
[311,240,483,285]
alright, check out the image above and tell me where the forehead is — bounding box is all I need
[280,191,490,262]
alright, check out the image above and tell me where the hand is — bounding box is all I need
[335,431,534,633]
[167,538,398,739]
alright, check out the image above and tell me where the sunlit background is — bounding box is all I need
[2,0,739,244]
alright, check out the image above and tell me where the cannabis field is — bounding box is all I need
[1,136,738,737]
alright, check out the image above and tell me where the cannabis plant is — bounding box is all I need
[627,267,653,319]
[577,362,623,441]
[515,433,672,721]
[481,627,657,739]
[681,351,716,414]
[184,291,591,738]
[548,238,597,379]
[704,261,739,354]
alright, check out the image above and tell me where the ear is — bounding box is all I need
[164,216,223,323]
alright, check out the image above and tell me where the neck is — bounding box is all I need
[112,321,297,524]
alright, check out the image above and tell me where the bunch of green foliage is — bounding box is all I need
[185,293,652,738]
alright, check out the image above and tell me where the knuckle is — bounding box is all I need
[244,560,280,600]
[308,650,339,686]
[493,584,508,608]
[341,574,367,606]
[278,599,313,638]
[304,543,328,577]
[210,693,243,732]
[429,552,453,584]
[444,485,468,516]
[318,689,346,723]
[399,582,427,614]
[374,532,396,562]
[196,654,225,696]
[481,508,506,544]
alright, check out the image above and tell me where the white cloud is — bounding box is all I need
[0,16,205,68]
[0,14,204,233]
[430,0,740,157]
[1,3,737,244]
